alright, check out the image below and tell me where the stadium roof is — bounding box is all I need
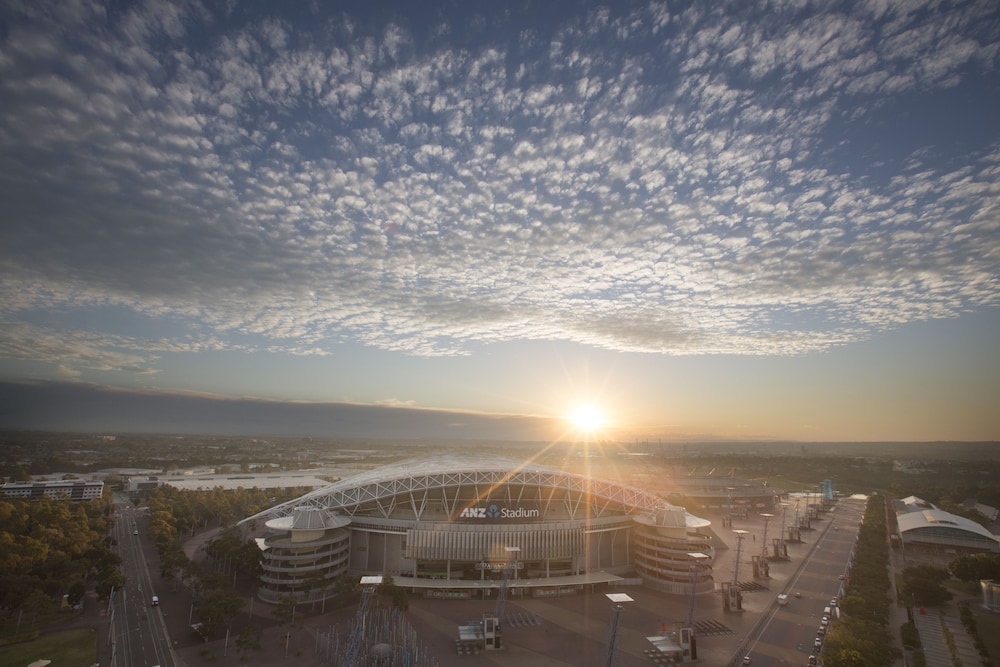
[240,453,709,528]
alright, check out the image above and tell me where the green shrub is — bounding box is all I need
[901,621,921,649]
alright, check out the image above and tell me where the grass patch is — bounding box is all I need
[0,627,96,666]
[1,607,80,638]
[943,579,979,595]
[972,607,1000,664]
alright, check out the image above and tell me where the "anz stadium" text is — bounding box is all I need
[458,504,540,520]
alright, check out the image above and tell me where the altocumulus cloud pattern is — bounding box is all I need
[1,0,998,378]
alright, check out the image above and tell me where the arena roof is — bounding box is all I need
[240,453,709,529]
[897,508,1000,545]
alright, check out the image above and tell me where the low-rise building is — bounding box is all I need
[2,479,104,501]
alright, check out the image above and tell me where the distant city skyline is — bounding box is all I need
[1,1,998,442]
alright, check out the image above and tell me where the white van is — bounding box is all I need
[823,606,831,616]
[151,595,159,606]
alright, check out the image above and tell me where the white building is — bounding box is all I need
[257,506,352,603]
[895,496,1000,555]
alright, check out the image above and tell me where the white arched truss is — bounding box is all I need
[240,454,697,527]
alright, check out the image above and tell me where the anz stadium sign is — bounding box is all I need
[457,503,541,521]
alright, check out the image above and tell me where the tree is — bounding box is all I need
[378,575,409,611]
[96,567,126,602]
[901,565,952,606]
[67,580,87,606]
[197,587,245,638]
[160,540,190,584]
[825,648,868,667]
[949,553,1000,582]
[273,594,300,629]
[838,594,875,622]
[302,568,330,611]
[22,589,55,619]
[236,623,262,662]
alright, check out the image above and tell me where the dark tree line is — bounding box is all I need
[0,493,121,622]
[820,494,900,667]
[143,484,309,640]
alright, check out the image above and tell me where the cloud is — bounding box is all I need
[0,0,998,376]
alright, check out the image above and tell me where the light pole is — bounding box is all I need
[760,513,774,560]
[726,487,735,527]
[733,530,748,586]
[604,593,634,667]
[686,552,710,626]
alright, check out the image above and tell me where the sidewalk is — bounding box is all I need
[913,607,981,667]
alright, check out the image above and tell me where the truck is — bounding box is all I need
[777,593,788,606]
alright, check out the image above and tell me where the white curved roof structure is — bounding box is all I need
[240,453,708,528]
[896,496,1000,553]
[264,505,352,531]
[898,509,1000,543]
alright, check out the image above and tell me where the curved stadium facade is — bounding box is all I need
[241,454,714,603]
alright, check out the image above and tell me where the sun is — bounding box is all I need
[569,404,606,432]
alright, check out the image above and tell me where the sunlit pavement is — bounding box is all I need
[165,498,846,666]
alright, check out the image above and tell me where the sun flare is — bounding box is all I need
[569,404,605,432]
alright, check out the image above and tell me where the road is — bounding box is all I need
[741,496,867,666]
[108,493,175,667]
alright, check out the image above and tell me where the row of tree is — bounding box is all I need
[819,494,900,667]
[140,484,408,662]
[0,493,123,624]
[141,485,310,640]
[896,551,1000,611]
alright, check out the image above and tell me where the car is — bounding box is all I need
[795,591,802,598]
[151,595,159,606]
[814,638,823,647]
[838,574,844,580]
[742,657,752,665]
[133,529,139,535]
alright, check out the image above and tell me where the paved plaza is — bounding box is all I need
[163,504,830,667]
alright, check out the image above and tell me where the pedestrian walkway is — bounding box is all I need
[914,608,981,667]
[940,609,982,666]
[183,525,222,561]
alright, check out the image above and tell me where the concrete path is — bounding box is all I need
[914,607,982,667]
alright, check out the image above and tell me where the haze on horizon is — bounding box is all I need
[1,0,998,443]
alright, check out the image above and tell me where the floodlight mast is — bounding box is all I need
[604,593,633,667]
[342,575,382,665]
[686,552,710,626]
[483,546,521,651]
[732,530,749,585]
[760,513,774,560]
[494,546,521,624]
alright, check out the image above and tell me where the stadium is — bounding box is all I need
[240,454,715,604]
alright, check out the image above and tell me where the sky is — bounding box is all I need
[1,0,999,443]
